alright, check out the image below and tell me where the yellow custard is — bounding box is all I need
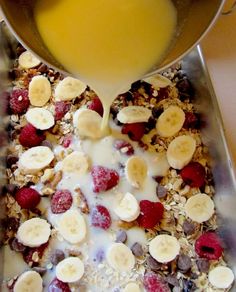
[35,0,177,132]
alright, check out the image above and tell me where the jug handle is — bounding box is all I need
[222,0,236,15]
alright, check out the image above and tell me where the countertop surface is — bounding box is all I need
[202,2,236,175]
[0,3,236,174]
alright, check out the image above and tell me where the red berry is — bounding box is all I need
[144,272,171,292]
[88,97,103,116]
[15,187,41,210]
[23,242,49,266]
[91,166,119,193]
[48,278,71,292]
[180,162,205,188]
[51,190,73,214]
[19,124,45,148]
[113,139,134,155]
[9,89,29,114]
[62,134,73,148]
[183,112,199,129]
[121,123,146,141]
[55,101,70,121]
[91,205,111,230]
[195,232,223,260]
[137,200,164,229]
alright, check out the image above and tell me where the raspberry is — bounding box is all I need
[51,189,73,214]
[195,232,223,260]
[91,166,119,193]
[55,101,70,121]
[9,89,29,114]
[113,139,134,155]
[183,112,199,129]
[91,205,111,230]
[15,187,41,210]
[19,124,45,148]
[144,272,171,292]
[88,96,104,116]
[62,134,73,148]
[180,162,205,188]
[23,242,48,266]
[121,123,146,141]
[137,200,164,229]
[48,278,71,292]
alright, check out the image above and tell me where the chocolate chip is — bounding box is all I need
[156,185,168,199]
[41,140,53,149]
[131,242,144,257]
[32,266,47,276]
[196,258,209,273]
[6,155,18,168]
[183,220,195,236]
[4,184,18,194]
[9,237,26,252]
[51,249,65,265]
[165,275,179,287]
[152,107,163,119]
[37,64,48,74]
[177,254,192,272]
[115,230,127,243]
[95,249,105,263]
[153,176,163,183]
[146,255,161,271]
[183,279,196,292]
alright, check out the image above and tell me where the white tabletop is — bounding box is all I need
[202,1,236,174]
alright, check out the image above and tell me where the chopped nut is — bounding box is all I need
[41,168,54,183]
[41,187,54,196]
[74,187,90,214]
[50,170,63,189]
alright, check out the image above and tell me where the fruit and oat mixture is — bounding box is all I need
[2,46,235,292]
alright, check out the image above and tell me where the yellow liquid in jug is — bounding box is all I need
[35,0,177,132]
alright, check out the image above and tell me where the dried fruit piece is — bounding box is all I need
[9,89,29,114]
[15,187,41,210]
[51,189,73,214]
[183,112,199,129]
[88,96,104,116]
[121,122,146,141]
[195,232,223,260]
[113,139,134,155]
[91,166,119,193]
[131,242,144,257]
[196,258,209,273]
[137,200,164,229]
[144,272,170,292]
[91,205,111,230]
[177,254,192,272]
[180,162,205,188]
[55,101,70,121]
[19,124,45,148]
[51,249,65,265]
[115,230,127,243]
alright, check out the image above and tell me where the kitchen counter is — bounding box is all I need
[202,1,236,175]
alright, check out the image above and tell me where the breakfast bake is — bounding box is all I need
[2,45,234,292]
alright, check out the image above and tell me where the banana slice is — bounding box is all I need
[58,209,87,244]
[117,106,152,124]
[62,151,89,175]
[107,243,135,272]
[18,146,54,174]
[143,74,172,89]
[29,75,51,106]
[17,218,51,247]
[156,106,185,137]
[209,266,234,289]
[55,76,86,101]
[18,51,41,69]
[26,108,54,130]
[149,234,180,263]
[114,192,140,222]
[13,271,43,292]
[166,135,196,170]
[185,193,214,223]
[73,108,102,139]
[125,156,147,188]
[56,257,84,283]
[123,282,141,292]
